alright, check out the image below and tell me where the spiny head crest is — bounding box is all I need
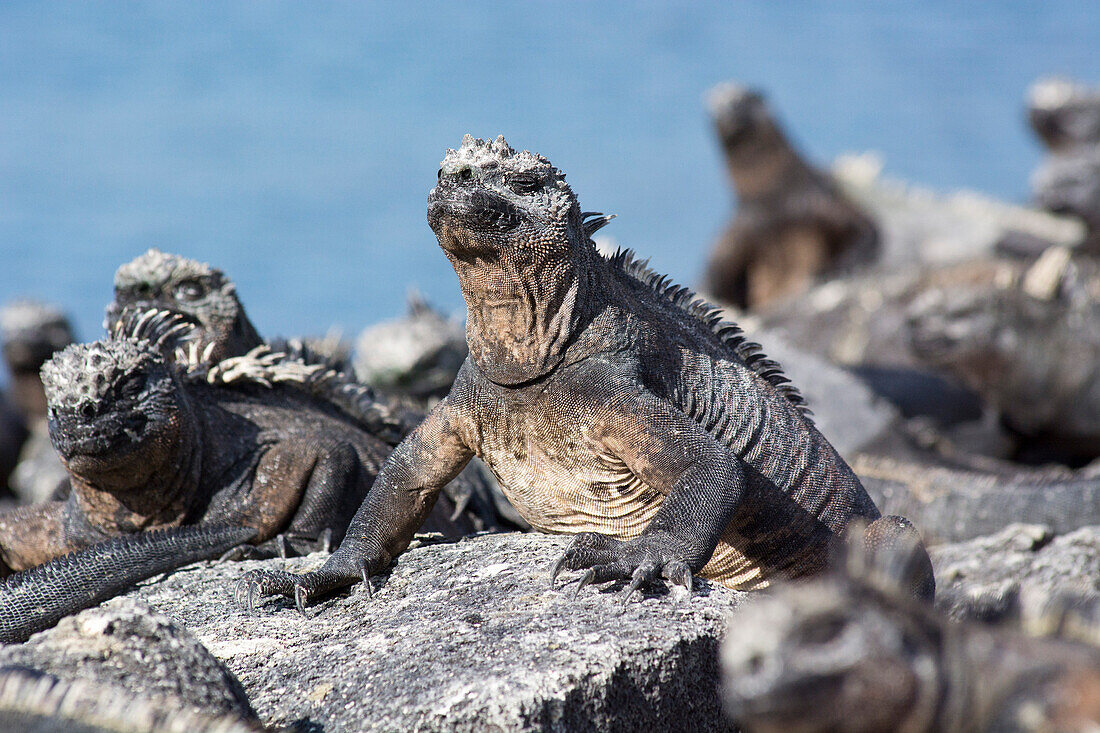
[42,339,167,414]
[434,135,579,230]
[113,249,232,297]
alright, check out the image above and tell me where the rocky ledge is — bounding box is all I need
[107,532,744,733]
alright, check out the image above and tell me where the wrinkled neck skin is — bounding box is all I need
[69,396,204,535]
[445,226,598,387]
[723,122,803,200]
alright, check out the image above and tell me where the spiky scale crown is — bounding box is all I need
[440,135,580,221]
[42,339,165,413]
[0,299,74,346]
[114,249,233,295]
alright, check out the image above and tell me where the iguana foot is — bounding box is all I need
[550,532,694,604]
[235,555,368,617]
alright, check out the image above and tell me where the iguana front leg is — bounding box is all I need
[552,383,747,603]
[237,397,474,614]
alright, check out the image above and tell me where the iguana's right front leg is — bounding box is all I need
[238,396,474,614]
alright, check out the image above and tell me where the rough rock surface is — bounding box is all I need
[117,532,744,733]
[0,597,256,721]
[931,523,1100,627]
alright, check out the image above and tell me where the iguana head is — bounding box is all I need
[908,253,1100,437]
[707,83,789,170]
[0,299,75,376]
[106,249,263,363]
[722,577,936,732]
[42,338,188,494]
[427,135,601,385]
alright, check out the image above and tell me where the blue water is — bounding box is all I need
[1,1,1097,344]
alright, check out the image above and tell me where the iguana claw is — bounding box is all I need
[550,554,569,587]
[294,585,310,618]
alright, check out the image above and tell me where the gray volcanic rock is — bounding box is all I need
[931,523,1100,627]
[0,597,256,721]
[116,532,744,733]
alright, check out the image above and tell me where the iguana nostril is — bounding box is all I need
[437,168,443,181]
[459,167,473,181]
[81,403,96,420]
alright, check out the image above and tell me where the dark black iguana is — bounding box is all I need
[0,329,479,574]
[239,135,933,613]
[721,535,1100,732]
[702,84,879,310]
[105,249,508,527]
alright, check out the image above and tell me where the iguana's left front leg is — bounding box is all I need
[553,384,747,603]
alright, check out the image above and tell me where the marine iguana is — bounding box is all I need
[105,250,508,526]
[0,299,75,504]
[908,245,1100,464]
[0,331,478,574]
[702,84,879,310]
[238,135,932,613]
[722,537,1100,732]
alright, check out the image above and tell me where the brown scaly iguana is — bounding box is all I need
[104,249,511,529]
[0,322,478,574]
[238,135,933,613]
[702,84,880,310]
[722,533,1100,732]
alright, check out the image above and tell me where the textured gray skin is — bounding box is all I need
[0,669,263,733]
[106,251,507,530]
[853,453,1100,544]
[931,523,1100,627]
[722,561,1100,732]
[241,135,932,610]
[0,524,255,643]
[0,334,485,575]
[0,598,256,721]
[123,532,741,733]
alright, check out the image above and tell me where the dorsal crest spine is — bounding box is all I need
[606,248,811,416]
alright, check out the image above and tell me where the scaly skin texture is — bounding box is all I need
[240,135,931,612]
[105,251,506,528]
[722,554,1100,732]
[0,524,255,644]
[702,84,879,310]
[0,336,477,574]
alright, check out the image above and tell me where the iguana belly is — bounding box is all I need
[478,441,826,591]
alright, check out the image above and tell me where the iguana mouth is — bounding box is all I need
[427,185,522,233]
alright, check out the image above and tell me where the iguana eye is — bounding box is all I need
[118,372,146,400]
[507,172,542,195]
[175,279,205,301]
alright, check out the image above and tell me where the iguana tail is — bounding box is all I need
[0,525,255,643]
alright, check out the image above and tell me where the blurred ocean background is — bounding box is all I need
[1,1,1097,345]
